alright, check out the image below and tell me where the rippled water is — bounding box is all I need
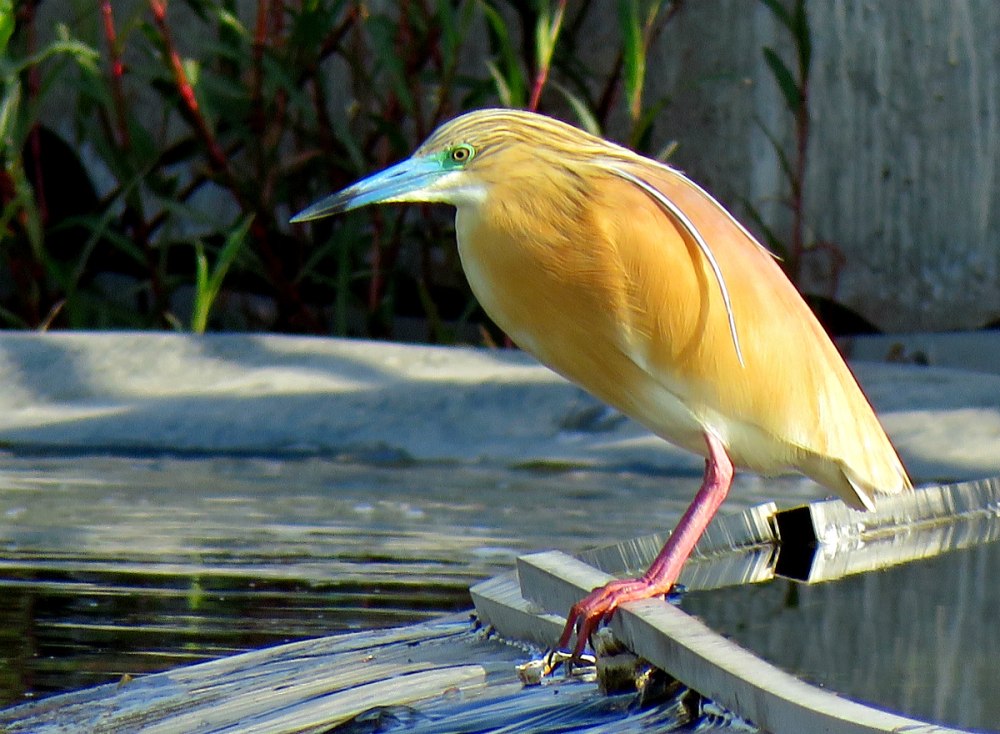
[0,452,735,705]
[6,452,990,731]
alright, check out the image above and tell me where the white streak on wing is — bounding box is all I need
[666,169,777,259]
[607,164,746,368]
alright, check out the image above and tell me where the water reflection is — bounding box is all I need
[678,478,1000,732]
[548,477,1000,731]
[682,539,1000,731]
[4,452,997,732]
[0,452,706,705]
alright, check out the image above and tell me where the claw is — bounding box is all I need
[521,647,595,683]
[542,648,573,675]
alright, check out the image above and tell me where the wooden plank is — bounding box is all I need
[145,666,487,734]
[0,618,497,734]
[468,572,564,649]
[516,551,968,734]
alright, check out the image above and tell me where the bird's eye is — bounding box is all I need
[449,144,474,164]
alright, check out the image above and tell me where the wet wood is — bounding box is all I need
[507,551,966,734]
[473,480,1000,734]
[0,617,497,734]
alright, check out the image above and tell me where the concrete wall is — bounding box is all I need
[629,1,1000,332]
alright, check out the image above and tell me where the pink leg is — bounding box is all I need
[557,431,734,657]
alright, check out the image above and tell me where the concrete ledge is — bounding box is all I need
[0,332,998,486]
[840,331,1000,375]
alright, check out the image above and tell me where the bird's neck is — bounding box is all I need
[474,156,591,246]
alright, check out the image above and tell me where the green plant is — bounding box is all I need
[190,214,252,334]
[1,1,686,340]
[744,0,851,329]
[0,2,101,327]
[751,0,840,292]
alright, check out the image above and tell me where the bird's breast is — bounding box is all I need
[454,203,710,455]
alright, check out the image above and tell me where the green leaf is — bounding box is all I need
[191,215,253,333]
[0,0,13,57]
[759,0,793,32]
[551,81,601,136]
[629,95,669,151]
[0,76,19,145]
[479,1,526,107]
[193,243,211,331]
[617,0,644,120]
[213,8,248,39]
[534,1,565,73]
[485,60,513,108]
[367,15,416,115]
[792,0,811,75]
[762,46,800,111]
[741,198,789,262]
[8,39,100,78]
[437,0,460,71]
[754,115,795,183]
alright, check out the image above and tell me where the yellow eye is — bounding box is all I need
[450,144,474,163]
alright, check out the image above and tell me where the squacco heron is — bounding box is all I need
[292,108,911,657]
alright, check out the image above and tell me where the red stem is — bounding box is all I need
[148,0,319,331]
[149,0,229,174]
[100,0,131,150]
[527,0,566,111]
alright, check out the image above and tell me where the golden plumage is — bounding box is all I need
[292,108,911,655]
[415,109,910,508]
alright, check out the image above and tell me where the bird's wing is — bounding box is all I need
[594,158,911,505]
[606,165,745,367]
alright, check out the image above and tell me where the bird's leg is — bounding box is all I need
[556,432,734,658]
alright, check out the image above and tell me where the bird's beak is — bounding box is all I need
[290,156,444,223]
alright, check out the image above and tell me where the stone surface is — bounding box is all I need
[0,332,997,487]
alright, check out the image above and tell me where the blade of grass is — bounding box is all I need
[479,1,526,107]
[617,0,644,120]
[762,46,799,111]
[528,0,566,110]
[191,214,253,333]
[0,0,13,56]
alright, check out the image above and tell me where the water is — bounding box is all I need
[5,452,992,731]
[0,451,729,706]
[683,538,1000,731]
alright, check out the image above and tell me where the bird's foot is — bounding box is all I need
[555,575,674,660]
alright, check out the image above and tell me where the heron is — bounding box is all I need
[291,108,911,658]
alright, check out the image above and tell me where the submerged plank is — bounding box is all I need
[0,618,499,734]
[0,613,748,733]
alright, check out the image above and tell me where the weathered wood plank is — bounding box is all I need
[517,551,967,734]
[0,618,507,734]
[475,482,1000,733]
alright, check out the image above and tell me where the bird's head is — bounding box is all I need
[290,109,624,223]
